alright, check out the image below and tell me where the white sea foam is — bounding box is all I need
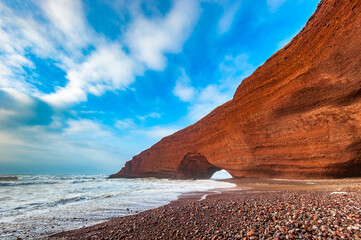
[0,174,235,239]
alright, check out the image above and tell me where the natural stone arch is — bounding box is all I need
[177,152,221,179]
[210,169,233,179]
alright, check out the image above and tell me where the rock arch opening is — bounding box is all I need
[177,152,221,179]
[210,169,233,179]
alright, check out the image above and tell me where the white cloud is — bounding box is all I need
[147,112,162,118]
[217,1,242,35]
[267,0,288,11]
[0,3,38,94]
[115,116,178,139]
[79,110,104,114]
[0,109,17,121]
[175,53,256,122]
[115,118,137,130]
[188,85,231,121]
[172,69,230,122]
[0,92,152,173]
[64,119,112,137]
[37,0,91,53]
[173,69,195,102]
[0,0,87,97]
[173,82,196,102]
[0,120,127,173]
[1,88,34,105]
[137,112,162,121]
[135,126,178,139]
[0,131,23,146]
[17,18,56,57]
[219,53,255,79]
[199,85,229,103]
[125,0,201,70]
[42,44,137,107]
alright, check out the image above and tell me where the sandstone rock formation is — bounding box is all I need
[111,0,361,179]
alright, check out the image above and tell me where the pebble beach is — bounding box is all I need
[49,178,361,239]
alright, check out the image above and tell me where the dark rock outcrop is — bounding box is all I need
[177,153,221,179]
[110,0,361,179]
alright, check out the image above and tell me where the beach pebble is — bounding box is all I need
[246,230,256,236]
[49,190,361,240]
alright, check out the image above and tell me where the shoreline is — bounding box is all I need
[2,176,234,240]
[47,178,361,239]
[220,177,361,192]
[44,181,238,239]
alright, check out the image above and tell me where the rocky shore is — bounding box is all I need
[49,179,361,240]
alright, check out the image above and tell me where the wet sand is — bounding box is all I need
[47,178,361,239]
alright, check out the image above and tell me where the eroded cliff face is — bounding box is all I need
[111,0,361,179]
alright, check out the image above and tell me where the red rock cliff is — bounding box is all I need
[111,0,361,179]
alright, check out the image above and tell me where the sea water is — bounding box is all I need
[0,174,235,239]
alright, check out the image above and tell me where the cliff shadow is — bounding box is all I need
[273,83,361,118]
[177,152,221,179]
[327,140,361,178]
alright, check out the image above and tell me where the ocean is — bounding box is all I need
[0,174,235,239]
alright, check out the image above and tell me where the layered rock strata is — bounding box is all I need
[111,0,361,179]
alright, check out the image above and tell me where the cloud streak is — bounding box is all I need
[126,0,200,70]
[217,1,242,35]
[42,44,137,107]
[38,0,90,51]
[267,0,288,12]
[173,69,196,102]
[173,53,256,122]
[0,119,126,174]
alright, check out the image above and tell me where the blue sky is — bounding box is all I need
[0,0,319,174]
